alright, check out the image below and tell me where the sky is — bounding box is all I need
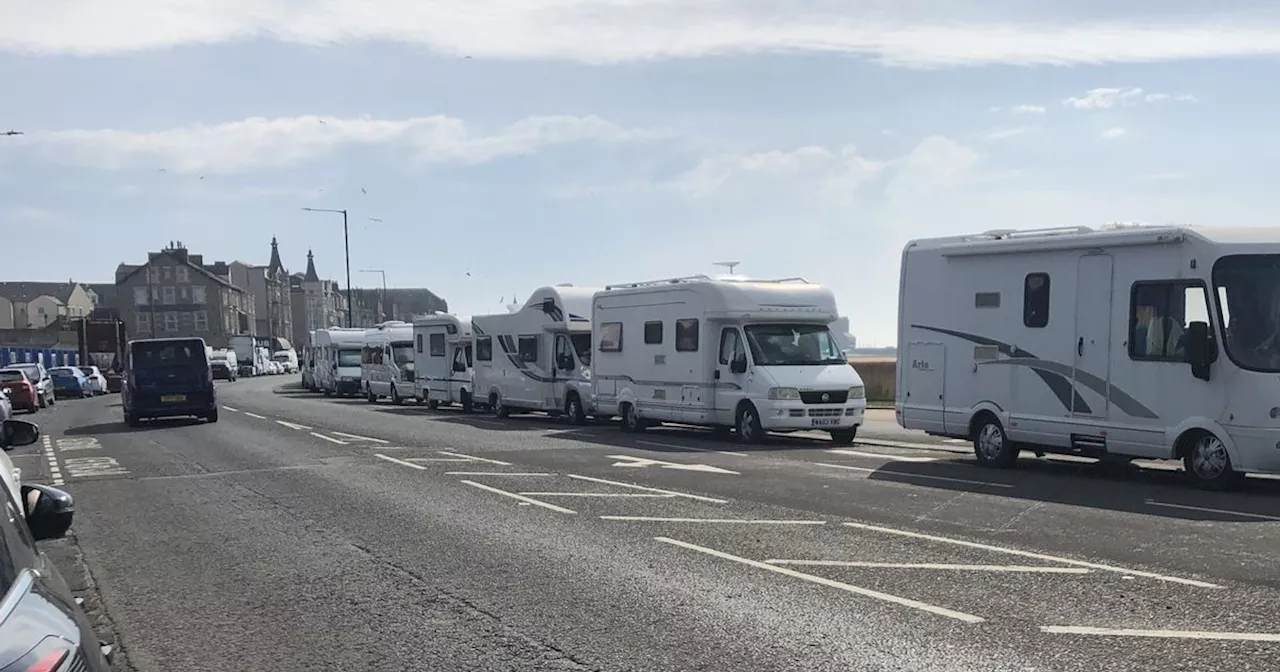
[2,1,1280,346]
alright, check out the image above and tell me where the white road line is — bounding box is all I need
[408,457,474,462]
[842,521,1222,589]
[375,453,428,470]
[637,440,749,457]
[243,412,267,419]
[445,472,557,476]
[310,432,348,444]
[1041,626,1280,642]
[764,560,1090,573]
[278,420,312,431]
[604,517,826,524]
[461,480,576,514]
[222,405,239,412]
[827,449,939,463]
[654,537,984,624]
[330,431,390,444]
[943,439,968,444]
[1144,499,1280,522]
[856,438,972,454]
[566,474,728,504]
[521,492,674,498]
[437,450,512,466]
[815,462,1014,488]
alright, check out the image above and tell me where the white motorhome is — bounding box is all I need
[472,285,598,423]
[313,327,366,397]
[412,314,474,411]
[300,343,317,390]
[592,275,866,444]
[272,349,299,374]
[360,321,415,403]
[897,224,1280,487]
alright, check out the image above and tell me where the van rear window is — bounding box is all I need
[132,340,205,366]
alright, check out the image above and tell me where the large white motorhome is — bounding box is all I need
[472,285,599,423]
[360,321,415,403]
[300,342,317,390]
[412,313,474,411]
[313,327,366,397]
[897,224,1280,487]
[592,275,866,444]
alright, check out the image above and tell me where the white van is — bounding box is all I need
[272,350,299,374]
[412,314,474,411]
[313,327,366,397]
[592,275,866,444]
[472,285,599,423]
[361,321,415,404]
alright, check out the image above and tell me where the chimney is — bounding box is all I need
[189,254,203,266]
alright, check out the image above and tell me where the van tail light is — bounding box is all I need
[13,637,74,672]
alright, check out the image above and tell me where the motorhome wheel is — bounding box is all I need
[565,394,587,425]
[1183,432,1237,489]
[972,415,1017,467]
[736,403,765,444]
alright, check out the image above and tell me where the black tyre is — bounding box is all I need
[620,403,644,433]
[391,385,403,406]
[206,407,219,423]
[491,393,510,418]
[427,399,440,410]
[460,390,473,414]
[366,387,377,403]
[829,428,857,445]
[735,402,765,444]
[124,412,139,428]
[565,394,587,425]
[1183,432,1239,490]
[972,414,1018,468]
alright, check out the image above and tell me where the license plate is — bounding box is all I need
[811,418,839,427]
[161,394,187,403]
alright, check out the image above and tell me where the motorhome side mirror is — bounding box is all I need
[453,361,467,373]
[21,483,74,541]
[557,355,575,371]
[1186,321,1212,381]
[730,355,748,374]
[1,419,40,451]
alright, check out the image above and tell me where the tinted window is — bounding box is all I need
[476,336,493,361]
[429,333,447,356]
[518,335,539,362]
[0,371,24,383]
[644,321,663,344]
[676,319,699,352]
[599,322,623,352]
[338,350,362,367]
[131,340,205,367]
[1023,273,1050,328]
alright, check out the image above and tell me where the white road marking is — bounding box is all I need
[461,480,576,514]
[278,420,312,431]
[1041,626,1280,642]
[55,437,102,452]
[42,435,63,485]
[637,440,748,457]
[566,474,728,503]
[310,432,348,444]
[445,472,557,476]
[815,462,1014,488]
[521,492,673,498]
[764,560,1090,573]
[243,412,267,419]
[62,456,129,479]
[330,431,390,444]
[437,450,512,466]
[654,537,984,624]
[375,453,428,470]
[855,438,971,454]
[604,517,826,524]
[842,521,1222,589]
[1144,499,1280,522]
[827,449,939,463]
[943,439,968,444]
[608,454,739,475]
[222,405,239,412]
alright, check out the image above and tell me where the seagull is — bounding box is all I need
[465,271,471,277]
[368,217,383,222]
[2,130,23,136]
[361,187,367,195]
[318,119,327,125]
[199,176,205,180]
[157,168,167,173]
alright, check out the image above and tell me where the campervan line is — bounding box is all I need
[472,285,599,423]
[591,275,866,444]
[412,313,474,411]
[313,327,366,397]
[361,321,415,404]
[897,223,1280,487]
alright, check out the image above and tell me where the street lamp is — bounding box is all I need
[300,207,353,328]
[360,269,387,321]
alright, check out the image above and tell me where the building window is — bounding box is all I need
[644,321,663,344]
[518,335,539,362]
[676,319,699,352]
[137,313,150,333]
[149,266,160,283]
[1130,281,1212,362]
[476,336,493,361]
[599,322,623,352]
[194,311,208,332]
[163,312,179,332]
[975,292,1001,308]
[163,266,173,280]
[179,285,189,301]
[192,286,206,304]
[151,286,161,302]
[1023,273,1050,328]
[176,266,190,283]
[430,333,447,357]
[162,286,176,305]
[133,287,149,306]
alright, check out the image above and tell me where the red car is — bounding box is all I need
[0,368,39,413]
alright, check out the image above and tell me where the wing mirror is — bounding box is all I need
[730,355,748,374]
[1186,321,1213,381]
[1,418,40,451]
[22,483,74,541]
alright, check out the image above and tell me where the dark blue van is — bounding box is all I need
[122,337,218,426]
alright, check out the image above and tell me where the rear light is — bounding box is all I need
[11,637,75,671]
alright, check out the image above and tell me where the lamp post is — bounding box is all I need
[360,269,387,321]
[300,207,353,328]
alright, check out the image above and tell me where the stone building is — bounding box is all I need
[115,242,254,348]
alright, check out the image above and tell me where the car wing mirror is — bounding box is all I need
[22,483,74,540]
[1,419,40,451]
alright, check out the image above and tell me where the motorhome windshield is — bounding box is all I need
[1213,254,1280,372]
[272,352,291,361]
[570,333,592,366]
[392,342,415,368]
[338,349,362,367]
[744,324,846,366]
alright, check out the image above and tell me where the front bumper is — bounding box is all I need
[759,401,865,431]
[334,378,362,394]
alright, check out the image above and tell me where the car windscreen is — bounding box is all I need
[338,349,362,367]
[132,340,206,368]
[78,367,95,376]
[11,365,39,379]
[0,371,25,383]
[50,369,77,378]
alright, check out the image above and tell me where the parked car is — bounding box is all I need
[49,367,92,399]
[104,369,123,393]
[0,418,112,672]
[77,366,108,395]
[0,390,10,423]
[0,369,38,414]
[0,363,54,408]
[122,337,218,426]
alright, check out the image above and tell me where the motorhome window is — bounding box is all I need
[446,324,457,335]
[718,328,743,365]
[599,322,623,352]
[644,321,663,344]
[676,319,699,352]
[392,342,415,366]
[570,333,592,366]
[465,344,474,367]
[362,346,374,364]
[1213,254,1280,372]
[476,337,493,361]
[518,335,540,362]
[1129,281,1211,362]
[975,292,1001,308]
[338,349,362,367]
[429,333,447,357]
[416,334,423,353]
[1023,273,1050,328]
[744,324,845,366]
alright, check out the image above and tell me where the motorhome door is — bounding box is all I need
[552,334,574,409]
[713,327,749,425]
[1074,254,1114,417]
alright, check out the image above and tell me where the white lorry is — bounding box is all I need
[896,224,1280,487]
[312,327,366,397]
[472,285,598,423]
[360,321,415,404]
[592,275,866,444]
[272,350,299,374]
[229,335,259,377]
[412,313,475,411]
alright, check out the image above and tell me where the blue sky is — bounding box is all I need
[3,1,1280,345]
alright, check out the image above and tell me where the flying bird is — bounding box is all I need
[157,168,167,173]
[361,187,367,195]
[317,119,327,125]
[368,217,383,222]
[3,130,23,136]
[465,271,471,277]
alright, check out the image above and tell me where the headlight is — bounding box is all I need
[768,387,801,401]
[848,385,866,400]
[581,368,592,380]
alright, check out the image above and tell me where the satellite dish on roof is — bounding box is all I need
[713,261,740,275]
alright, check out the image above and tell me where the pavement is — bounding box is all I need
[10,377,1280,671]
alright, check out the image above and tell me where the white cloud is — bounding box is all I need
[983,126,1036,141]
[1064,87,1197,109]
[1101,127,1128,139]
[7,114,662,174]
[884,136,983,199]
[1145,92,1199,103]
[673,145,884,199]
[1012,105,1046,114]
[2,206,63,224]
[5,2,1280,67]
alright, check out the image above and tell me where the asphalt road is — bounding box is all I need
[14,377,1280,671]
